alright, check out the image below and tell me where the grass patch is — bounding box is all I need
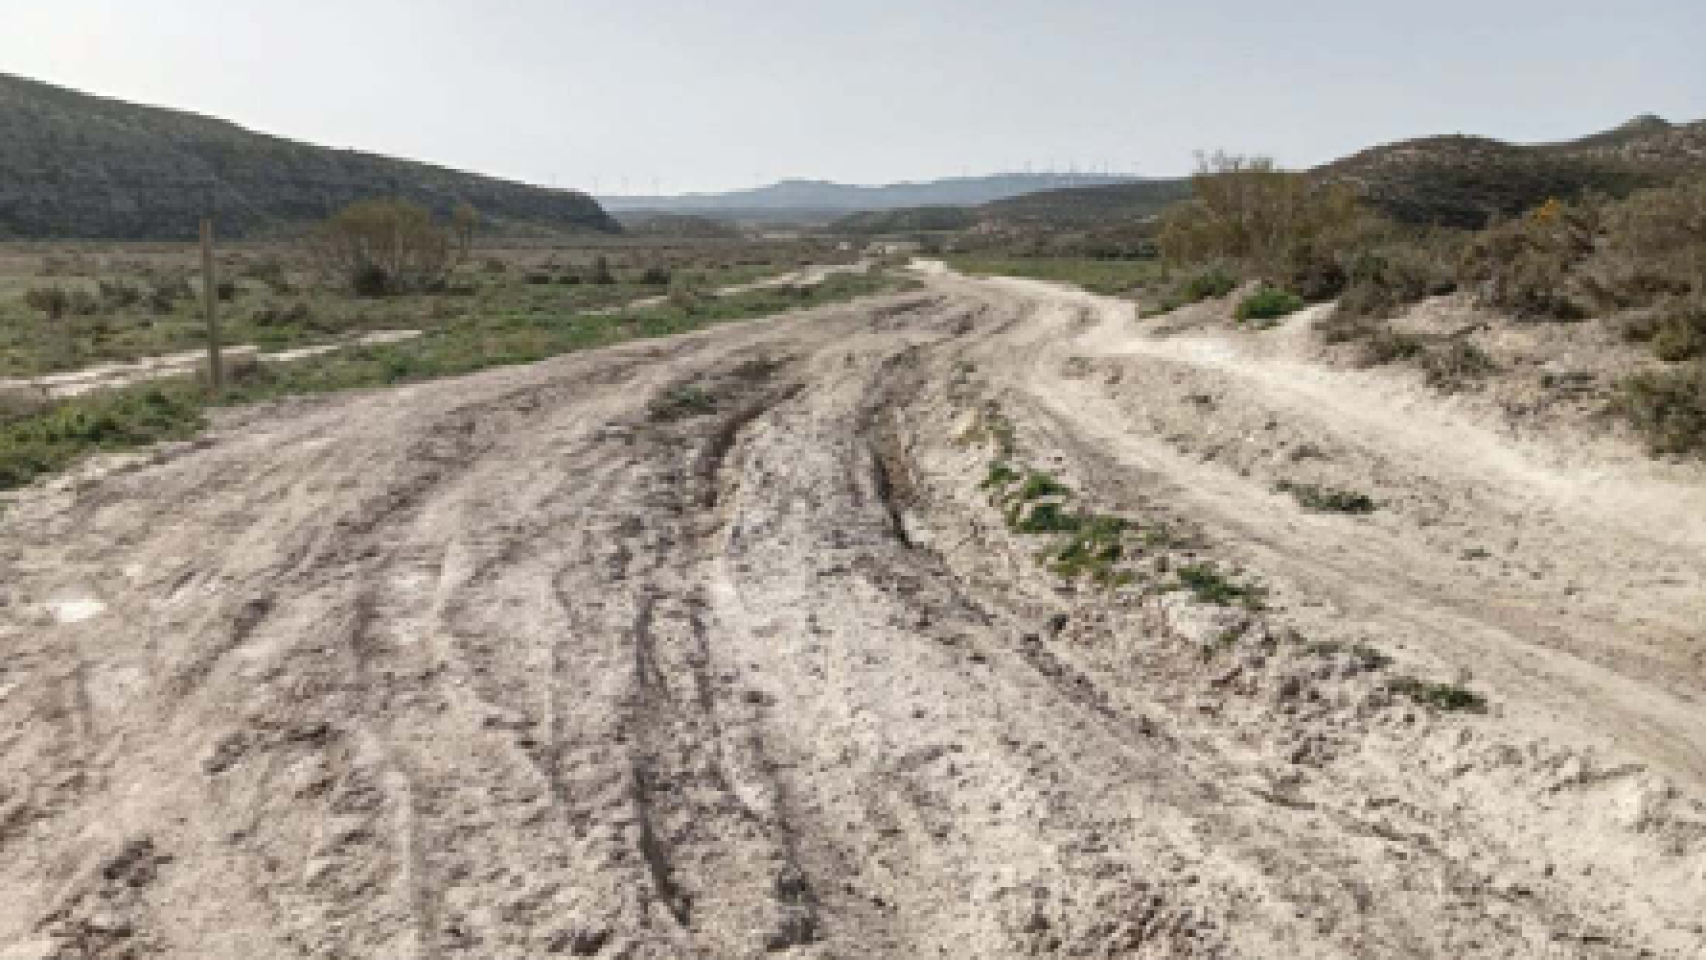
[1390,676,1487,713]
[0,385,204,490]
[648,384,716,422]
[1015,470,1071,501]
[1045,514,1134,586]
[1279,481,1377,515]
[0,270,899,492]
[1010,501,1082,534]
[981,460,1020,492]
[1234,287,1304,325]
[1144,265,1241,317]
[1175,562,1266,609]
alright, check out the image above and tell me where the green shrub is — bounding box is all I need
[981,461,1020,492]
[1175,563,1265,608]
[1182,266,1238,302]
[1619,364,1706,455]
[1279,482,1377,514]
[1016,470,1071,501]
[1012,501,1082,534]
[1235,288,1304,325]
[1391,676,1486,713]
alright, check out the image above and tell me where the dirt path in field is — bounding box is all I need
[1,267,1702,958]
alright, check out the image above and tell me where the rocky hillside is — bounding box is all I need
[0,73,619,240]
[1317,116,1705,228]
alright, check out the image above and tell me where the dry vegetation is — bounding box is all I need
[1152,154,1706,456]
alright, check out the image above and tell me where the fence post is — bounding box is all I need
[201,198,223,394]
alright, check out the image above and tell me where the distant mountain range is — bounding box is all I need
[0,73,618,240]
[598,173,1142,217]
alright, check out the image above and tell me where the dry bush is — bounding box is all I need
[1590,179,1706,306]
[1620,364,1706,455]
[1461,181,1706,323]
[307,198,475,296]
[1459,199,1600,320]
[1332,232,1462,322]
[1420,340,1496,390]
[1648,298,1706,361]
[1159,152,1376,297]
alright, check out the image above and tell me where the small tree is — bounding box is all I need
[308,198,475,296]
[1159,152,1373,297]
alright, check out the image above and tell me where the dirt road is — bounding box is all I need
[2,269,1703,958]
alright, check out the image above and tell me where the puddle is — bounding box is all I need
[47,597,107,624]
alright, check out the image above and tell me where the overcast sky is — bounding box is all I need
[2,0,1702,194]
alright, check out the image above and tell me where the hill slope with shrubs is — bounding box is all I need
[1153,150,1706,459]
[0,73,619,240]
[1317,116,1705,229]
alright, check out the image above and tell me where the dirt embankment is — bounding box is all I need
[0,268,1702,958]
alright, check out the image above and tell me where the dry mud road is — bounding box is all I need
[2,267,1704,959]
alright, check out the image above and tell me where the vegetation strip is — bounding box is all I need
[0,270,899,492]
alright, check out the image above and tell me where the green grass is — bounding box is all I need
[1143,266,1242,317]
[1009,501,1082,534]
[945,256,1165,296]
[981,461,1021,492]
[1390,676,1487,713]
[0,270,900,493]
[1235,287,1304,325]
[1174,562,1266,609]
[0,385,204,490]
[0,261,802,379]
[1015,470,1071,501]
[1045,514,1134,586]
[1278,481,1378,515]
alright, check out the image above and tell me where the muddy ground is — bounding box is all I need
[1,267,1703,958]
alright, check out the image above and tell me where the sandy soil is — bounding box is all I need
[0,267,1702,958]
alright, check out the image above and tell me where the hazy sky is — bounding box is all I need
[2,1,1702,194]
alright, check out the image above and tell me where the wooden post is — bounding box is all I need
[201,211,223,393]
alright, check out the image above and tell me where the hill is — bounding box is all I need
[0,73,618,240]
[827,206,981,235]
[600,173,1139,216]
[1316,116,1706,228]
[826,179,1191,238]
[980,179,1193,224]
[881,117,1706,235]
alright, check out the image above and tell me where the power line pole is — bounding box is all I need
[201,183,223,394]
